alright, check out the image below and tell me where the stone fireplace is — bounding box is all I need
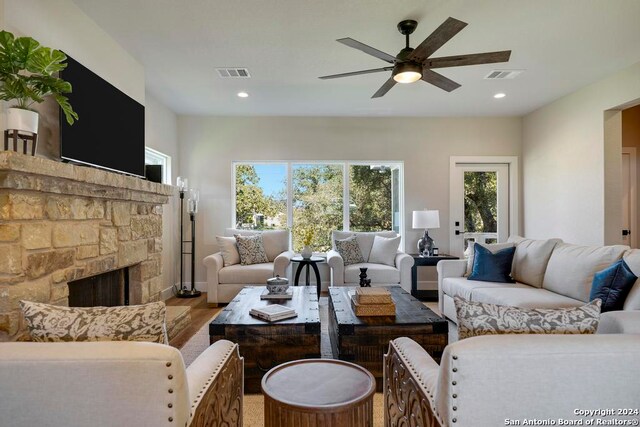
[0,152,174,341]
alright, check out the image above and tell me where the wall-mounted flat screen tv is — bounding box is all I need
[60,55,145,177]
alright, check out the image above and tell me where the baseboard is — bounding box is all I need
[161,286,174,301]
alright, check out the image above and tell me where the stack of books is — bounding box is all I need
[350,287,396,316]
[250,304,297,322]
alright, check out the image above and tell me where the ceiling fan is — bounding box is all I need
[319,18,512,98]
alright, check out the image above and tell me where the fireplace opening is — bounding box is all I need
[67,267,130,307]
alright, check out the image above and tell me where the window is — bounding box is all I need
[233,161,404,252]
[234,163,287,229]
[292,164,343,252]
[144,147,171,184]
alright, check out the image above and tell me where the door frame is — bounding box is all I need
[622,147,637,248]
[449,156,520,255]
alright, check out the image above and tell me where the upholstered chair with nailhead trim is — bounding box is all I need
[0,340,243,427]
[384,335,640,426]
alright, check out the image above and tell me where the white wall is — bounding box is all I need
[178,116,522,284]
[4,0,144,104]
[145,92,180,294]
[522,61,640,245]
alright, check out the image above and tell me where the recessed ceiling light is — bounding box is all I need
[237,91,249,98]
[493,92,506,99]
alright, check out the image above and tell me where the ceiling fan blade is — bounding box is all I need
[409,17,468,62]
[319,67,394,80]
[426,50,511,68]
[337,38,396,63]
[372,77,397,98]
[421,69,461,92]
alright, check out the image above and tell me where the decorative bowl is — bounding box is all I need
[266,275,289,294]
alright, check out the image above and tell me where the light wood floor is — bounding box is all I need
[166,292,220,348]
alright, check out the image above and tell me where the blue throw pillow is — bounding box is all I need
[467,243,515,283]
[590,259,637,312]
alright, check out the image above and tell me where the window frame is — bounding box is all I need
[232,160,405,251]
[144,147,172,185]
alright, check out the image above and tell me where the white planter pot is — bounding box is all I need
[6,108,39,134]
[301,246,313,259]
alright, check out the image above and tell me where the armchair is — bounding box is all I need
[203,228,294,305]
[384,335,640,427]
[327,231,414,292]
[0,339,243,427]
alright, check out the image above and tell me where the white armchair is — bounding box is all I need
[327,231,414,292]
[203,228,294,305]
[384,335,640,427]
[0,340,243,427]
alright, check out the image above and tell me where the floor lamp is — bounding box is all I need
[176,177,201,298]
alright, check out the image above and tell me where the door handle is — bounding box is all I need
[623,229,631,236]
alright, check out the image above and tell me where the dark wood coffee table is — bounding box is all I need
[328,285,448,390]
[209,286,320,393]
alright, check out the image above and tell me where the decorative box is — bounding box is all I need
[350,295,396,316]
[355,287,393,305]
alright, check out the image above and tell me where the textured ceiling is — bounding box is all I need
[72,0,640,116]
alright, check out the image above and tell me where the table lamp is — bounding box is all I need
[412,210,440,256]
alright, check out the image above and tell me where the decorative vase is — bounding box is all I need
[6,108,39,134]
[301,245,313,259]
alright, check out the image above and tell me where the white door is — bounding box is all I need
[622,148,637,248]
[450,163,510,257]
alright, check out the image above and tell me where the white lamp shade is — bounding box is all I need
[412,210,440,229]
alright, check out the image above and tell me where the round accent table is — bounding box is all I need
[262,359,376,427]
[291,255,324,297]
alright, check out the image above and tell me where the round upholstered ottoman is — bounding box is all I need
[262,359,376,426]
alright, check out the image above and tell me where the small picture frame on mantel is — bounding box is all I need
[432,248,439,256]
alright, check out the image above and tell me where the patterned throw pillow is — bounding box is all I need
[335,236,365,266]
[454,296,601,340]
[20,300,168,344]
[235,234,269,265]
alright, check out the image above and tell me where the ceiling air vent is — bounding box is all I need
[484,70,523,80]
[216,68,251,78]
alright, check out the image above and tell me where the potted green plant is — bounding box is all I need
[0,30,78,140]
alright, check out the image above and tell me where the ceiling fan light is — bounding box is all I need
[392,62,422,83]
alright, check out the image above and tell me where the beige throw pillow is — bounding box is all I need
[216,236,240,266]
[368,235,400,266]
[454,296,601,340]
[235,234,269,265]
[20,300,168,344]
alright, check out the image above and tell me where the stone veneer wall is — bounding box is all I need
[0,152,174,341]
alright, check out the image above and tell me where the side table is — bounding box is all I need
[262,359,375,427]
[291,255,324,297]
[409,254,459,301]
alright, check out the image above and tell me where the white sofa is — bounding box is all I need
[437,236,640,332]
[327,230,414,293]
[384,335,640,427]
[203,228,294,305]
[0,340,243,427]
